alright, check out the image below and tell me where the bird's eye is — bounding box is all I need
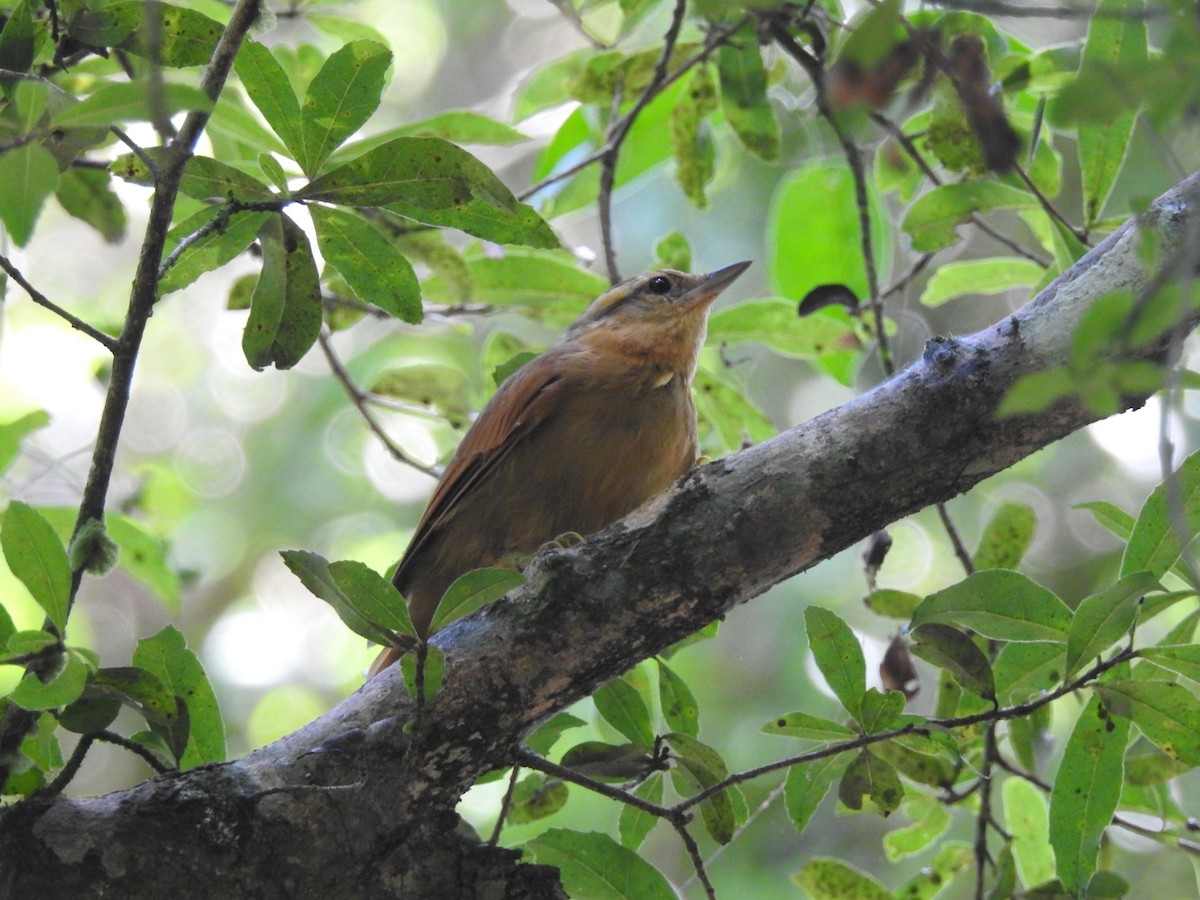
[647,275,672,295]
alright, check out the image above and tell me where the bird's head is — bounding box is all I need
[566,261,751,367]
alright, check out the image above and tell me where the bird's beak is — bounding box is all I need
[680,260,752,309]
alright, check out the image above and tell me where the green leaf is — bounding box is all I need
[707,300,860,360]
[919,258,1045,307]
[0,0,35,78]
[1123,449,1200,580]
[911,570,1072,643]
[1064,571,1162,678]
[864,588,922,619]
[670,64,717,207]
[133,625,224,767]
[524,829,675,900]
[525,712,586,757]
[49,81,211,129]
[768,160,889,304]
[55,168,127,243]
[327,559,414,638]
[178,156,274,202]
[560,741,654,781]
[996,367,1078,417]
[158,207,270,296]
[1003,777,1057,888]
[869,733,956,788]
[2,501,71,631]
[506,773,568,825]
[656,659,699,737]
[973,501,1038,570]
[280,549,400,648]
[693,368,776,451]
[619,772,663,850]
[421,250,608,322]
[310,205,421,323]
[235,41,305,162]
[242,213,322,371]
[717,26,780,161]
[902,182,1039,252]
[1095,679,1200,765]
[0,143,59,247]
[884,795,951,861]
[1076,0,1146,224]
[593,676,654,747]
[992,642,1065,702]
[371,365,472,426]
[85,665,178,726]
[400,644,445,705]
[910,624,996,700]
[1140,644,1200,684]
[109,2,223,68]
[0,411,49,477]
[893,842,974,900]
[666,732,738,845]
[298,137,558,248]
[10,649,89,710]
[794,858,892,900]
[784,755,848,834]
[392,111,529,145]
[805,606,867,720]
[762,711,856,741]
[301,40,392,175]
[428,567,523,634]
[857,687,905,733]
[1049,693,1128,894]
[839,748,903,815]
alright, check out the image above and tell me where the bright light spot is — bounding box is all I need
[208,366,289,423]
[873,519,934,591]
[125,379,189,453]
[805,625,890,700]
[363,423,440,502]
[0,324,105,422]
[1088,397,1184,479]
[174,427,246,497]
[171,508,247,581]
[367,0,447,103]
[248,686,327,747]
[324,406,370,475]
[206,608,305,687]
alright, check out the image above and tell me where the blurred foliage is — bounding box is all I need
[1,0,1200,896]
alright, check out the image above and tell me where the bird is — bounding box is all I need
[369,260,751,676]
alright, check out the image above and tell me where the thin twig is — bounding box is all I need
[0,254,118,352]
[488,765,522,846]
[768,22,893,373]
[43,734,94,796]
[1014,164,1090,246]
[937,502,974,575]
[676,646,1138,812]
[317,330,441,479]
[96,729,173,774]
[870,112,1051,267]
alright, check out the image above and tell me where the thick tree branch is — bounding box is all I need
[3,170,1198,898]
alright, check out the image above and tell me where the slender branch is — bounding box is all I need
[677,647,1139,812]
[768,21,893,374]
[0,254,118,352]
[488,765,522,846]
[316,331,440,479]
[0,0,264,793]
[870,112,1052,266]
[96,729,173,775]
[937,502,974,575]
[1014,164,1090,245]
[42,735,94,796]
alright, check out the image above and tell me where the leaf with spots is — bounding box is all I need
[133,625,225,768]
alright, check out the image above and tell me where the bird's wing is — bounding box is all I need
[393,349,568,584]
